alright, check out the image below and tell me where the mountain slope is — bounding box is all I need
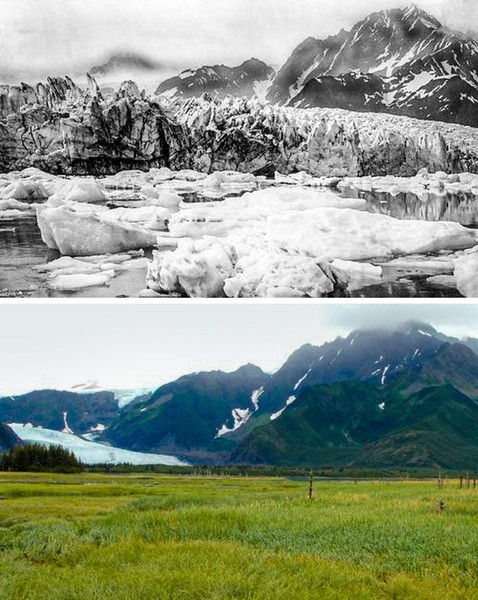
[353,384,478,469]
[270,5,478,127]
[230,381,387,466]
[231,382,478,469]
[156,58,275,99]
[105,365,270,456]
[388,341,478,398]
[0,422,22,451]
[243,321,448,423]
[0,390,118,434]
[90,52,157,77]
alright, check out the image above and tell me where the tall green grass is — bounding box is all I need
[0,473,477,599]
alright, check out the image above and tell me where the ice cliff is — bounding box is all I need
[1,77,478,176]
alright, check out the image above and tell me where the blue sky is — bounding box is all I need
[0,302,477,395]
[1,0,476,79]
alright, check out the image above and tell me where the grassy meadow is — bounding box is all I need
[0,473,477,599]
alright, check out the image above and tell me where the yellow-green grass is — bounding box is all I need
[0,473,477,599]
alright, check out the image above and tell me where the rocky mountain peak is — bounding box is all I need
[401,4,442,29]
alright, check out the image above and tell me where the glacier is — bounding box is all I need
[9,424,188,466]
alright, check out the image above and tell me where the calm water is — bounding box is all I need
[341,187,478,228]
[0,185,475,298]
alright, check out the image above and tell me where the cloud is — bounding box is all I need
[0,303,476,395]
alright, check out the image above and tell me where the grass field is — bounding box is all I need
[0,473,477,599]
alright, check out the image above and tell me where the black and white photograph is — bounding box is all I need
[2,0,478,297]
[2,1,478,599]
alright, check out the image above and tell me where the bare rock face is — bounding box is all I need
[0,76,188,175]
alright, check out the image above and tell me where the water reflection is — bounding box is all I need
[341,187,478,228]
[0,216,54,295]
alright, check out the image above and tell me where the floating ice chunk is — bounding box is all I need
[0,198,35,212]
[146,191,182,210]
[275,171,340,188]
[108,205,170,231]
[0,208,34,218]
[454,251,478,297]
[4,180,49,201]
[141,185,159,199]
[426,274,457,288]
[147,186,478,297]
[224,250,334,298]
[203,171,256,189]
[147,238,235,297]
[35,256,100,275]
[383,255,454,276]
[36,204,157,256]
[330,259,382,291]
[47,271,115,290]
[64,179,106,203]
[139,288,163,298]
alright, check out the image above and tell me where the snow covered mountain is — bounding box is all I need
[156,58,275,99]
[269,4,478,127]
[226,321,459,428]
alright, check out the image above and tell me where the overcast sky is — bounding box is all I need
[1,0,478,79]
[0,302,476,395]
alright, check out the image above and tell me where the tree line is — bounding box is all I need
[0,443,83,473]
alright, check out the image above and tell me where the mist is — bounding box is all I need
[1,0,478,82]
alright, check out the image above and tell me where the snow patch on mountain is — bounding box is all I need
[216,387,265,437]
[270,396,297,421]
[62,412,73,434]
[294,369,311,391]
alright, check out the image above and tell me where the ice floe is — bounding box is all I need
[147,186,478,297]
[454,250,478,297]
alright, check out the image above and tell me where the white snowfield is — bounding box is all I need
[9,424,188,466]
[2,166,478,297]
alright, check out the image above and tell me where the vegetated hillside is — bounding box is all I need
[353,384,478,469]
[231,380,478,470]
[0,422,22,451]
[105,364,270,457]
[246,320,447,420]
[0,390,118,434]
